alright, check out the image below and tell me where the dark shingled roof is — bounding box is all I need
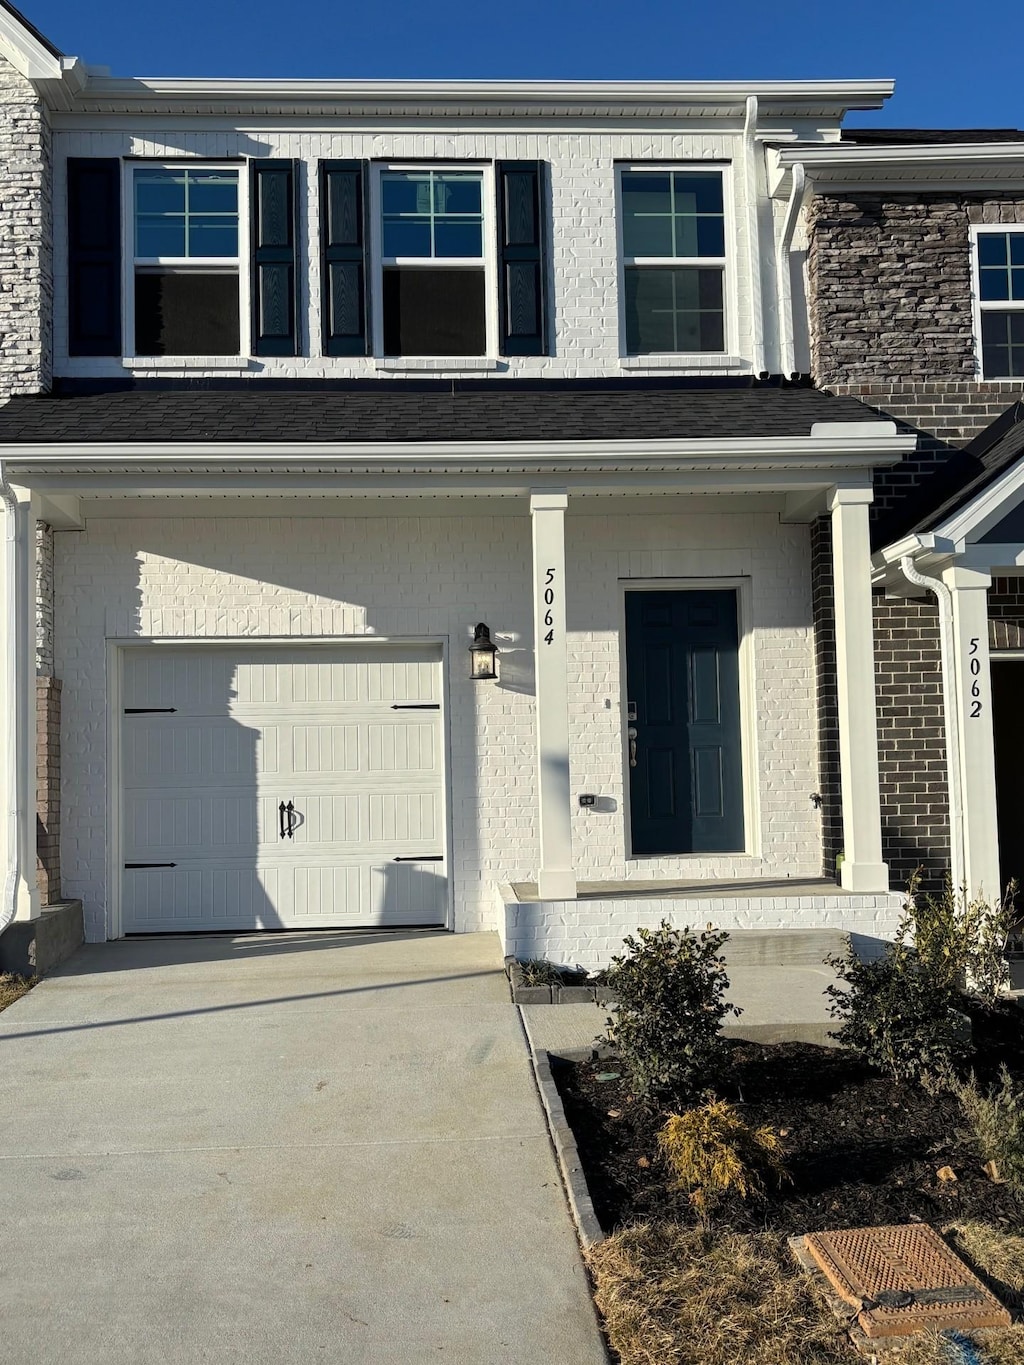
[842,128,1024,145]
[0,380,886,445]
[903,399,1024,539]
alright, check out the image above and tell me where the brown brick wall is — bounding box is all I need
[989,575,1024,650]
[872,591,951,892]
[36,675,60,904]
[810,517,842,876]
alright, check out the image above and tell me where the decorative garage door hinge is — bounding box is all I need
[390,704,440,710]
[124,708,177,714]
[393,855,444,862]
[124,862,177,869]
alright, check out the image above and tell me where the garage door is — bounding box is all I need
[120,644,447,933]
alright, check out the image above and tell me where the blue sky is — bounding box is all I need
[21,0,1021,130]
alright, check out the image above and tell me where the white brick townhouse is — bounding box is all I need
[0,2,918,967]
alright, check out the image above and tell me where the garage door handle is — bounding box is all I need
[394,855,444,862]
[279,802,296,840]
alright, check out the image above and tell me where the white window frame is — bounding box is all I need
[122,160,249,363]
[615,162,736,364]
[970,223,1024,381]
[368,162,498,362]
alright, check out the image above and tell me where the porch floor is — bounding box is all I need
[510,876,850,902]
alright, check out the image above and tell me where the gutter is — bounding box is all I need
[777,162,805,379]
[0,460,20,936]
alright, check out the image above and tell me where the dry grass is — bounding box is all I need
[0,972,34,1013]
[585,1221,1024,1365]
[585,1222,853,1365]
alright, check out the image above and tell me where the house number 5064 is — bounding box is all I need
[542,567,556,645]
[969,636,983,719]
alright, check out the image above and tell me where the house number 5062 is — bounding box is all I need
[542,567,556,645]
[969,636,983,719]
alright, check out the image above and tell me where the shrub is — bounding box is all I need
[948,1066,1024,1195]
[826,924,971,1082]
[602,920,739,1105]
[909,875,1016,1004]
[517,958,564,987]
[658,1101,788,1224]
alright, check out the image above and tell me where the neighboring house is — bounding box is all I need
[3,2,1017,972]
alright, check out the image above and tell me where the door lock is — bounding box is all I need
[628,726,638,768]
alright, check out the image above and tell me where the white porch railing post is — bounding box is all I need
[828,485,889,893]
[530,490,576,901]
[943,563,1001,901]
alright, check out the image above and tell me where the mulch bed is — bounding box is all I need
[554,998,1024,1238]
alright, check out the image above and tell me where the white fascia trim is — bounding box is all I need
[773,142,1024,193]
[0,4,63,80]
[0,428,916,469]
[871,532,957,583]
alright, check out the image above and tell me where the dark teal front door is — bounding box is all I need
[625,589,745,855]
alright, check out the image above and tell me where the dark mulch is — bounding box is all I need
[554,998,1024,1238]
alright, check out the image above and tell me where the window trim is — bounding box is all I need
[970,223,1024,381]
[614,162,736,363]
[368,161,498,360]
[121,160,249,362]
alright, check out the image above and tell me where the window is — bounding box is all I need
[974,228,1024,379]
[131,166,241,357]
[619,168,727,355]
[377,168,488,356]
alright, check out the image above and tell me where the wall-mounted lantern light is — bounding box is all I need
[469,622,498,680]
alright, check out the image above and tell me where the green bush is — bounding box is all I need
[948,1065,1024,1194]
[603,920,739,1105]
[909,875,1016,1004]
[826,923,971,1083]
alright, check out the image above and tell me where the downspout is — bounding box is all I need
[777,162,805,379]
[897,554,965,890]
[0,460,20,935]
[743,95,766,377]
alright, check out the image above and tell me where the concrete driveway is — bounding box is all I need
[0,930,607,1364]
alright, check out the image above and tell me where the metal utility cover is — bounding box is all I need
[803,1223,1011,1339]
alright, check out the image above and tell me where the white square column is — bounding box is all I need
[828,485,889,893]
[530,490,576,900]
[944,563,1001,900]
[1,485,40,922]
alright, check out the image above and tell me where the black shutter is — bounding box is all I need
[250,160,299,356]
[496,161,548,357]
[67,158,122,357]
[320,160,370,356]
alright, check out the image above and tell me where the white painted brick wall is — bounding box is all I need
[502,890,906,970]
[55,503,823,940]
[53,126,758,381]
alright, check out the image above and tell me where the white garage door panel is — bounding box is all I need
[120,645,447,934]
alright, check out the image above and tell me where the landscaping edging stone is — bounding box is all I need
[505,955,617,1007]
[519,1010,606,1248]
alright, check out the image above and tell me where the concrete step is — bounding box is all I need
[521,959,842,1055]
[720,929,848,970]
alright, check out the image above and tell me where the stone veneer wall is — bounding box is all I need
[0,52,51,396]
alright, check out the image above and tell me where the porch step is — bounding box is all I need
[721,929,848,970]
[521,960,842,1054]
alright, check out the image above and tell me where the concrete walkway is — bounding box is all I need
[0,931,607,1365]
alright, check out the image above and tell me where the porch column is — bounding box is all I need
[530,490,576,900]
[0,485,40,922]
[828,485,889,892]
[943,564,1001,900]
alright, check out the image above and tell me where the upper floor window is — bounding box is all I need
[619,168,727,355]
[974,228,1024,379]
[377,168,489,356]
[131,166,242,357]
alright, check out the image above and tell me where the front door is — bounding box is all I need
[625,589,745,856]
